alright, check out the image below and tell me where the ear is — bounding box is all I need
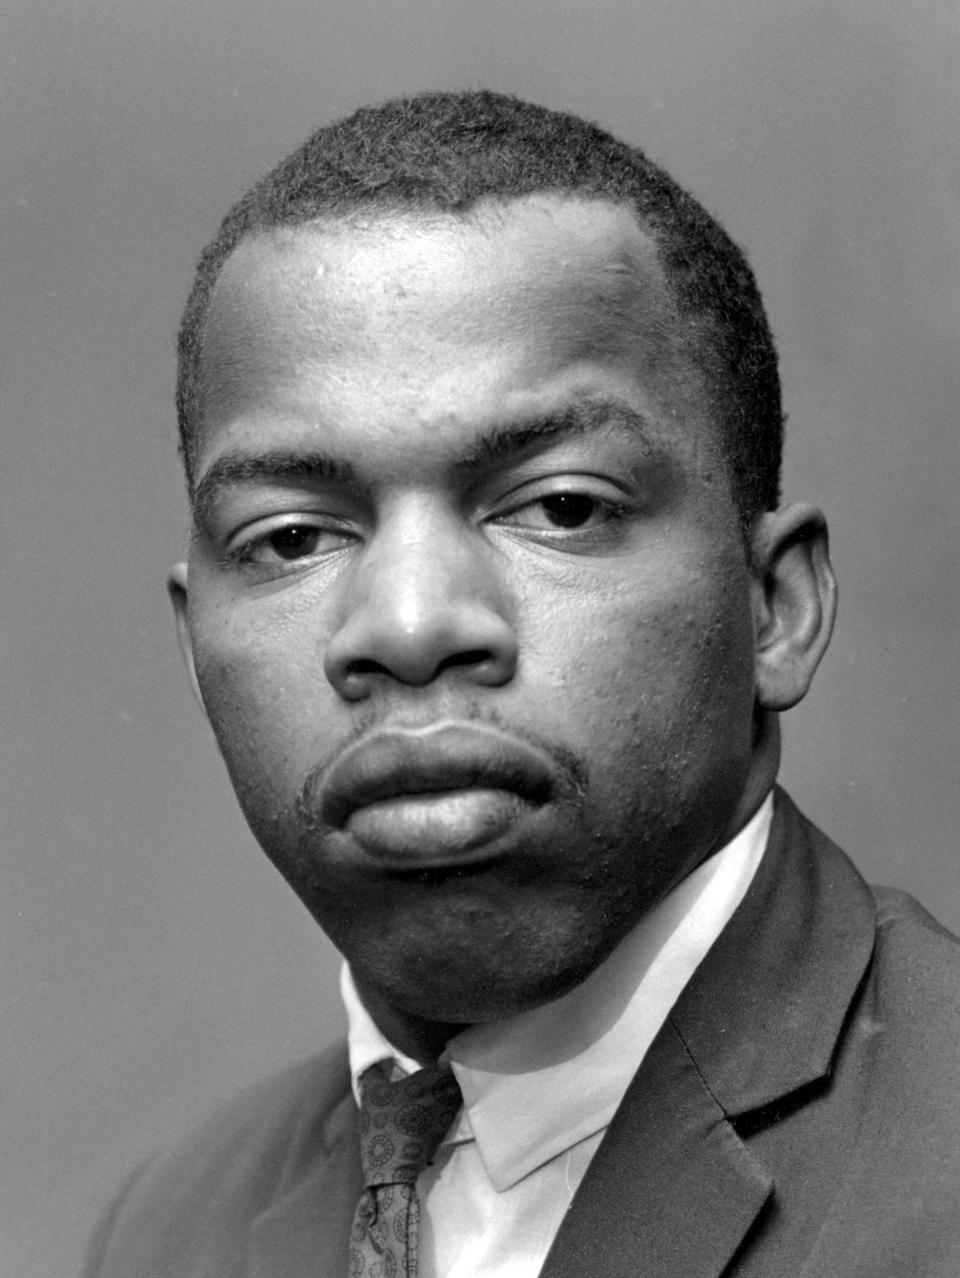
[167,563,206,713]
[750,502,837,711]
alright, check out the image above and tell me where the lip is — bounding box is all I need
[317,723,557,831]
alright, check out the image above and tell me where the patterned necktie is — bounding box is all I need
[349,1060,462,1278]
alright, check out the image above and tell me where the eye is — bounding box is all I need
[487,479,637,555]
[500,491,628,531]
[529,493,606,529]
[261,524,325,561]
[229,518,355,567]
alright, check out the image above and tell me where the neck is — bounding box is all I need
[353,972,467,1065]
[716,711,780,847]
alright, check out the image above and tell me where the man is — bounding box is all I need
[85,91,960,1277]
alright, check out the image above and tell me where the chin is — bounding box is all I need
[385,973,578,1028]
[348,913,620,1027]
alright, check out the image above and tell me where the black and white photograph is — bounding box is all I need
[3,2,959,1274]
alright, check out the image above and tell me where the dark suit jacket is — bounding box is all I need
[84,791,960,1276]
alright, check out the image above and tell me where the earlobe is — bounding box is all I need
[167,563,206,713]
[751,503,838,711]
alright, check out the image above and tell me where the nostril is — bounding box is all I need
[344,658,387,679]
[439,649,496,672]
[343,649,497,684]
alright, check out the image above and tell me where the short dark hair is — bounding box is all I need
[177,90,783,524]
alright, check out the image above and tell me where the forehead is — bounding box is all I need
[195,195,713,472]
[213,195,672,329]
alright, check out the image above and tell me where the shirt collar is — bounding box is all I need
[342,794,772,1191]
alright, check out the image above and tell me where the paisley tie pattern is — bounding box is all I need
[349,1060,462,1278]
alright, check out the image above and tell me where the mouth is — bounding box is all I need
[305,722,558,869]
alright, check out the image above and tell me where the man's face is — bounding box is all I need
[176,196,762,1026]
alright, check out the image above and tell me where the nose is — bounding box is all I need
[323,511,519,701]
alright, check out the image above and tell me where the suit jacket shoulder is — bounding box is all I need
[83,1042,361,1278]
[804,881,960,1276]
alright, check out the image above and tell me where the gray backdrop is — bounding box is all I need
[3,1,958,1273]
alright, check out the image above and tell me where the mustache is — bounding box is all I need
[293,709,588,831]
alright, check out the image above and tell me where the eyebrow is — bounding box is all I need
[452,398,658,473]
[190,396,658,527]
[191,451,358,529]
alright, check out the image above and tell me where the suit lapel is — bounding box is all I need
[541,1017,772,1278]
[544,789,876,1278]
[248,1082,363,1278]
[669,790,875,1117]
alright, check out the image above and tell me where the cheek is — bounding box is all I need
[526,561,756,794]
[189,608,325,804]
[191,580,329,714]
[526,545,752,703]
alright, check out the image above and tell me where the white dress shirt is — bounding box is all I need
[342,794,773,1278]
